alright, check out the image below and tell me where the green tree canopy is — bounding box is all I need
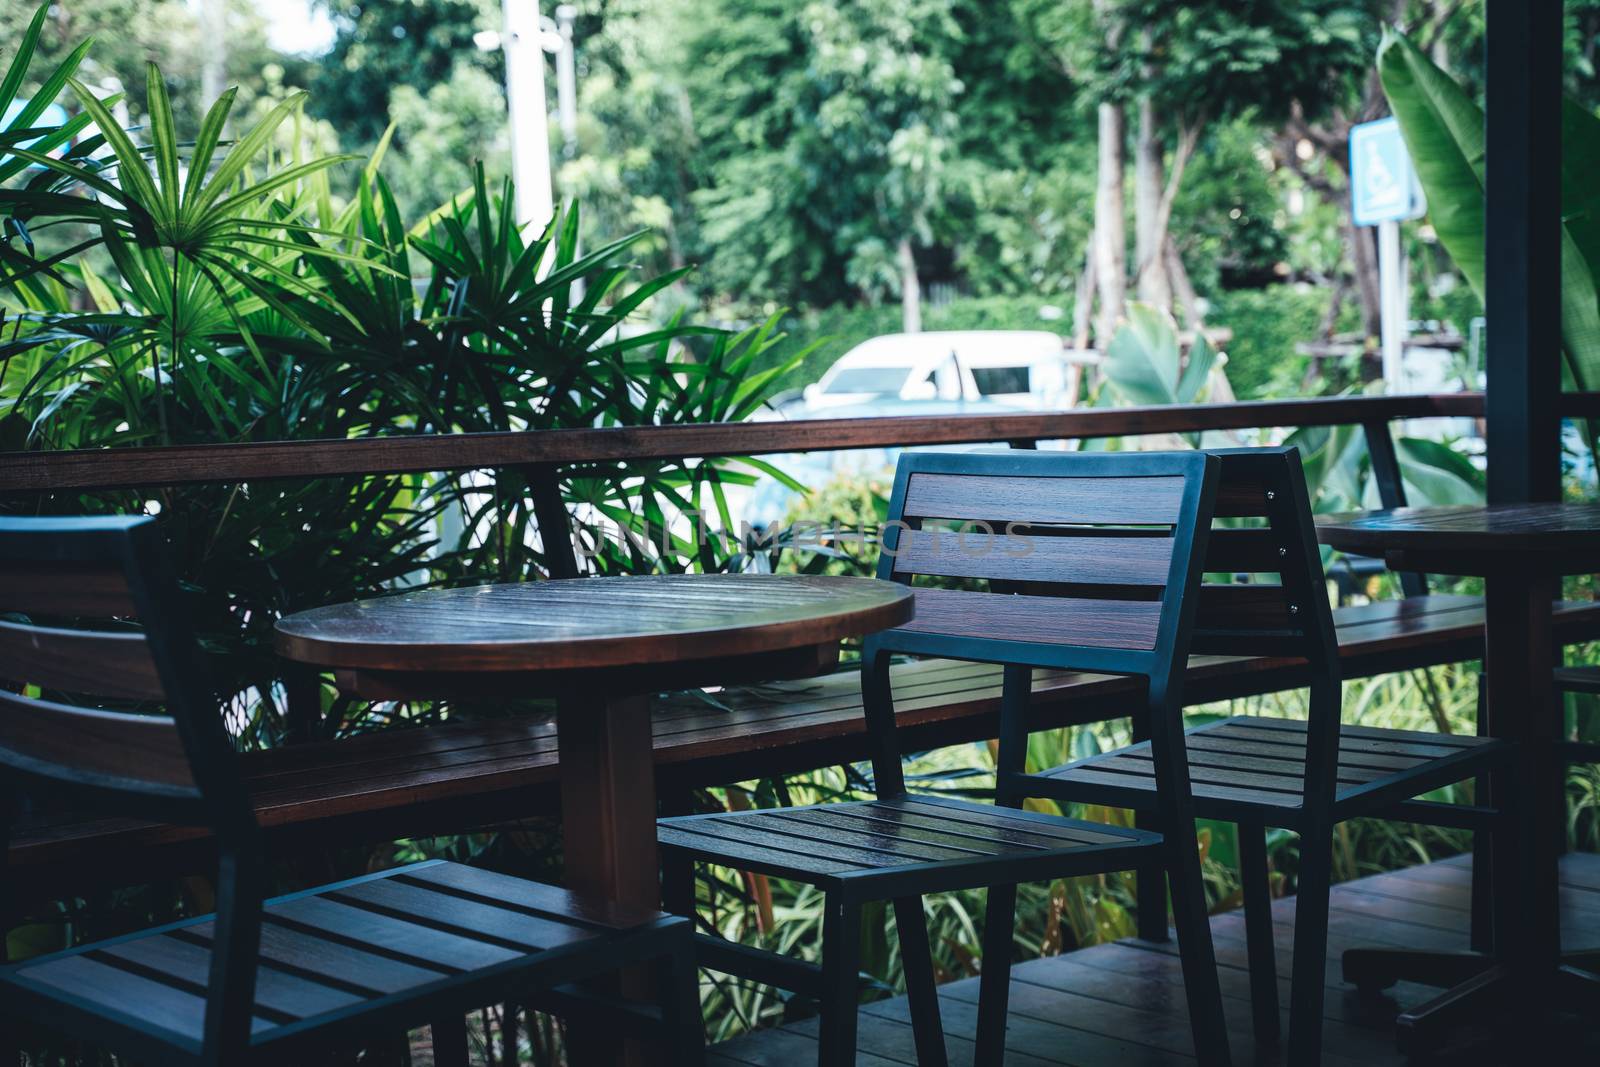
[685,0,966,310]
[310,0,501,145]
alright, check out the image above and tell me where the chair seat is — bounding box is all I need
[657,793,1157,893]
[0,861,685,1060]
[1035,716,1509,825]
[1556,665,1600,695]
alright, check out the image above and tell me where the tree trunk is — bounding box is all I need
[1134,72,1172,308]
[898,236,922,334]
[1093,100,1127,346]
[1074,240,1097,351]
[1347,216,1382,342]
[1165,235,1203,330]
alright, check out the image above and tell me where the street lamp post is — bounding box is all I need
[554,4,578,159]
[499,1,556,232]
[488,4,579,236]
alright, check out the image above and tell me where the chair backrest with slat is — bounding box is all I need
[875,449,1218,679]
[1194,447,1344,808]
[862,450,1219,796]
[0,516,249,826]
[0,516,265,1062]
[1193,447,1340,667]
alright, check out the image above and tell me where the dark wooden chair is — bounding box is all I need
[659,449,1233,1066]
[0,515,703,1067]
[1554,667,1600,765]
[1033,447,1514,1064]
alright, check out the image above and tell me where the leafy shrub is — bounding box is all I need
[1208,285,1335,399]
[0,24,809,743]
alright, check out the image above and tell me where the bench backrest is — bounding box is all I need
[0,515,253,823]
[0,515,263,1057]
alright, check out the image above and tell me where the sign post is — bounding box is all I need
[1350,117,1426,391]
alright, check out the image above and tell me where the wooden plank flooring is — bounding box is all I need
[709,852,1600,1066]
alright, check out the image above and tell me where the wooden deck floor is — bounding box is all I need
[708,852,1600,1066]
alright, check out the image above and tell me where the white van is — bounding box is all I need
[792,331,1085,415]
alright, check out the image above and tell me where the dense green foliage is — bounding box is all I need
[0,0,314,132]
[0,12,809,749]
[1381,27,1600,393]
[16,1,1599,377]
[5,6,1600,1063]
[311,0,503,146]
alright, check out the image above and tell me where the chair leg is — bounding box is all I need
[1470,818,1493,953]
[974,883,1017,1067]
[1135,809,1170,942]
[1132,716,1170,943]
[1164,824,1231,1066]
[892,896,948,1067]
[1239,822,1282,1043]
[431,1012,469,1067]
[663,849,695,917]
[1470,677,1493,953]
[499,1004,517,1067]
[2,796,30,1067]
[661,933,706,1067]
[1286,824,1333,1067]
[818,893,862,1067]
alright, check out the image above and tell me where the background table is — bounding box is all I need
[1317,503,1600,1049]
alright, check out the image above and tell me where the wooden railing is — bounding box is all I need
[11,389,1594,593]
[0,392,1510,493]
[2,388,1592,607]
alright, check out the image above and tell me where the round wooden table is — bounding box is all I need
[278,573,912,1065]
[1317,503,1600,1049]
[276,573,914,911]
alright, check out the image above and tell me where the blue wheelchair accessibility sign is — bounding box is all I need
[1350,117,1426,227]
[3,100,71,171]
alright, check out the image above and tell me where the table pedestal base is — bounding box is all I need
[1344,949,1600,1055]
[558,691,659,1067]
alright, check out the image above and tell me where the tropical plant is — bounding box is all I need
[1082,304,1485,508]
[0,4,102,291]
[1095,301,1230,414]
[1378,26,1600,394]
[0,32,807,747]
[2,20,819,1061]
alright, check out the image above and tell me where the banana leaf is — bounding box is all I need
[1378,27,1600,392]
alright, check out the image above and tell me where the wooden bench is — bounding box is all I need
[6,394,1600,897]
[14,594,1600,897]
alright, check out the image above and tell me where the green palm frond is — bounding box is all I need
[0,4,97,188]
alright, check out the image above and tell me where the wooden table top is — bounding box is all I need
[1316,502,1600,574]
[275,573,915,673]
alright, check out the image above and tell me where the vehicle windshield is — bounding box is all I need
[971,366,1032,395]
[823,367,915,394]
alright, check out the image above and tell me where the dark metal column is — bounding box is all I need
[1484,0,1563,503]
